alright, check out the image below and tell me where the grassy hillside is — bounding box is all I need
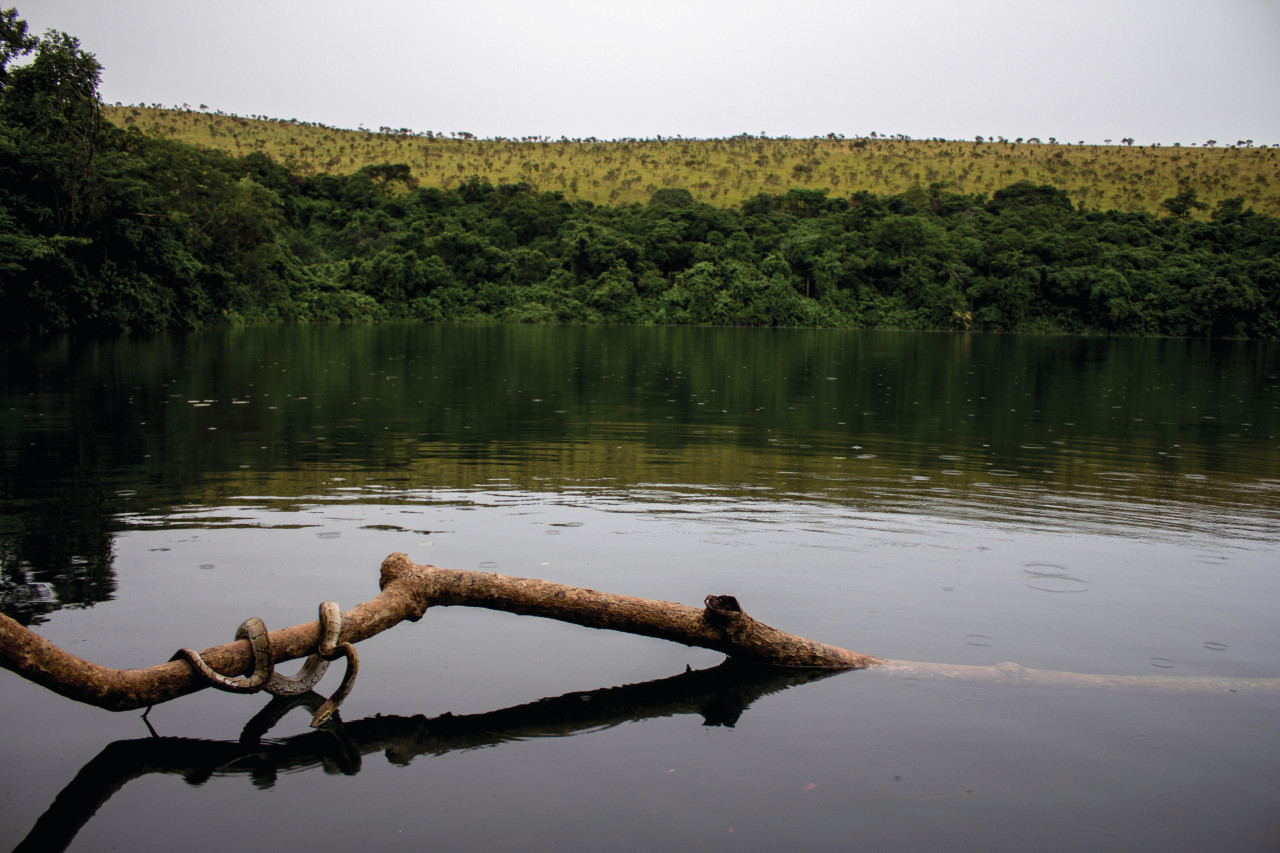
[104,106,1280,217]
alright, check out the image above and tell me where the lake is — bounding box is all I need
[2,325,1278,852]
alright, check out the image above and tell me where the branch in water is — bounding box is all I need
[3,552,1276,714]
[0,553,877,712]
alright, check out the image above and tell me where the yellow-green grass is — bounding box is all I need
[105,106,1280,216]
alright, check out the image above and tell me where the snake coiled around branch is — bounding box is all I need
[172,601,358,727]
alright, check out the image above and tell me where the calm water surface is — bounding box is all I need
[2,326,1278,851]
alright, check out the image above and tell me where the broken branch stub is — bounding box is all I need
[378,553,879,670]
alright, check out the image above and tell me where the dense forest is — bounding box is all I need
[2,11,1278,339]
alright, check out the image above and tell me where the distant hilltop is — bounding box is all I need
[104,106,1280,218]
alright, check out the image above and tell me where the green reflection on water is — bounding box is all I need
[2,325,1277,621]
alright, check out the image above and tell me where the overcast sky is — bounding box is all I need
[19,0,1280,145]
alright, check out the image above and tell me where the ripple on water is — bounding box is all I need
[1039,823,1149,852]
[1203,642,1228,652]
[951,685,996,703]
[1023,563,1088,593]
[1128,735,1165,750]
[1027,576,1089,593]
[964,634,994,647]
[1096,471,1141,481]
[1149,658,1175,669]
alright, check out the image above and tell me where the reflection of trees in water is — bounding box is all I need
[14,661,836,852]
[0,335,187,623]
[2,327,1277,620]
[0,399,119,625]
[0,504,116,626]
[0,546,59,626]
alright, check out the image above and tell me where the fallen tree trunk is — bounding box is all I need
[3,552,1278,713]
[0,553,879,712]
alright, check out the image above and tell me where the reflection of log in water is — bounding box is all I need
[14,661,837,853]
[15,656,1280,853]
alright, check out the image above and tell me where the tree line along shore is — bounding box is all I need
[2,11,1277,338]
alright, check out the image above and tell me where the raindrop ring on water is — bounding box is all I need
[1026,576,1088,593]
[951,685,996,703]
[1023,562,1087,593]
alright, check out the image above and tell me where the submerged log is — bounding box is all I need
[866,659,1280,694]
[0,553,878,712]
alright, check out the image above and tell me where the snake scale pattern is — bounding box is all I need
[173,601,358,727]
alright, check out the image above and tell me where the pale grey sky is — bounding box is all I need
[18,0,1280,145]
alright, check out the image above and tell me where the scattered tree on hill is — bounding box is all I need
[1161,186,1209,219]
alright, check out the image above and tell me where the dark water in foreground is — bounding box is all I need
[2,325,1278,851]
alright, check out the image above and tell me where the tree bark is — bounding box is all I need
[0,552,879,712]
